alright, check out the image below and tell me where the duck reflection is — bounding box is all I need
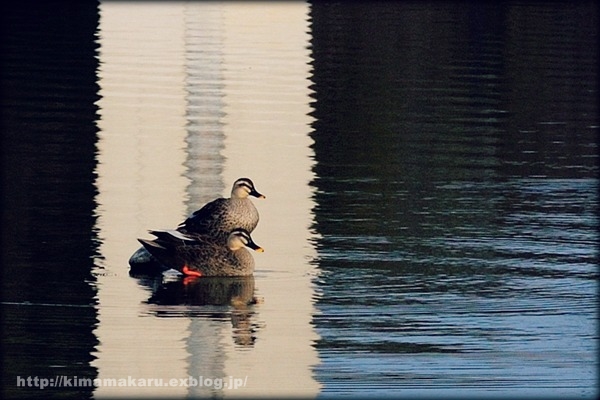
[147,275,257,307]
[131,272,261,347]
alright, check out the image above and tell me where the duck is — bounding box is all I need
[137,228,263,277]
[178,177,265,239]
[129,178,265,269]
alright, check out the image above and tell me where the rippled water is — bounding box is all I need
[1,1,598,399]
[309,2,598,398]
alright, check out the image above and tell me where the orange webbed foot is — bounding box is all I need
[182,265,203,277]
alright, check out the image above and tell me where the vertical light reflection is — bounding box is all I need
[93,2,188,397]
[182,3,228,398]
[219,2,322,397]
[183,3,226,208]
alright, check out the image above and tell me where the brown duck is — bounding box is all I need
[137,228,263,277]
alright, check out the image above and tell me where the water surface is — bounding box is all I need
[1,1,598,399]
[309,2,598,398]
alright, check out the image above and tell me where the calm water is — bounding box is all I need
[1,1,598,399]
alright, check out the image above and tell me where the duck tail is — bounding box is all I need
[148,229,196,243]
[137,238,166,251]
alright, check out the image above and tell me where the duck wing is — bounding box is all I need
[177,198,228,234]
[137,230,213,271]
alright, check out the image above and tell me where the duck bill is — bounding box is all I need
[250,189,266,199]
[247,242,264,252]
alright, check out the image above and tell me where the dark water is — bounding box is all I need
[1,2,100,399]
[309,2,598,398]
[1,1,598,398]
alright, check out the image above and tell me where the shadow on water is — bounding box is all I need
[131,273,261,348]
[142,275,257,307]
[308,1,598,397]
[1,2,100,398]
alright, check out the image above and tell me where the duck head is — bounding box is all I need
[231,178,266,199]
[227,228,264,252]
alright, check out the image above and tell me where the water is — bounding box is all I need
[1,1,598,399]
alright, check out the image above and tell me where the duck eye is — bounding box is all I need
[238,233,250,244]
[240,184,252,193]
